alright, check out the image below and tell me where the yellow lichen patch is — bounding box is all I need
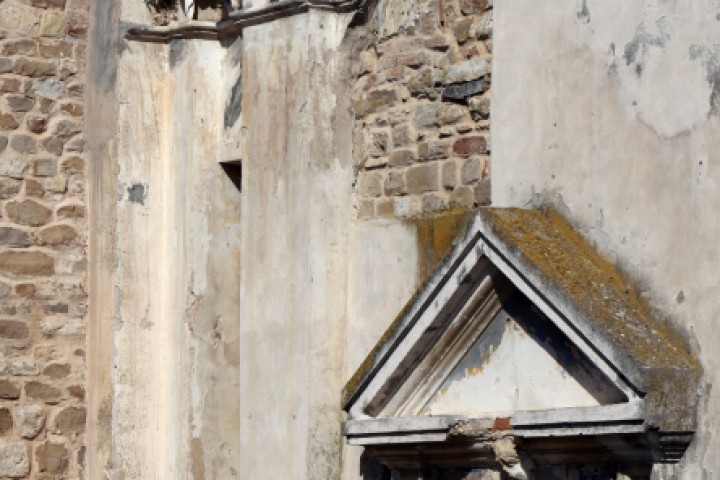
[482,208,698,372]
[414,209,476,283]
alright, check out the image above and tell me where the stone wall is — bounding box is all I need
[353,0,492,220]
[0,0,87,477]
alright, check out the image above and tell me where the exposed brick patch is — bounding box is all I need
[353,0,492,219]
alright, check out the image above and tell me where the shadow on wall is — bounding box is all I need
[361,452,392,480]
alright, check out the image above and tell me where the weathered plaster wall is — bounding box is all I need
[87,2,243,477]
[0,0,89,476]
[238,11,355,479]
[493,1,720,477]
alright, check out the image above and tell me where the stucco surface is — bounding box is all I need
[493,1,720,477]
[238,11,355,480]
[88,7,244,476]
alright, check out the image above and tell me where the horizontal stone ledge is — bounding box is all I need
[125,0,363,42]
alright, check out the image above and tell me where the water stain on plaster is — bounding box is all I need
[689,44,720,116]
[623,19,670,78]
[576,0,590,24]
[127,184,147,205]
[224,73,243,128]
[191,437,206,480]
[169,40,188,68]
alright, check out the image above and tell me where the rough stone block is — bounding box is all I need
[438,103,466,124]
[473,13,493,39]
[359,172,383,198]
[0,136,7,153]
[0,320,29,340]
[43,363,70,379]
[15,283,36,297]
[0,113,19,130]
[56,203,85,218]
[45,176,67,193]
[0,58,12,74]
[0,282,10,298]
[0,251,54,276]
[443,79,488,101]
[40,136,64,155]
[0,4,40,32]
[60,101,83,117]
[0,408,12,435]
[356,199,374,221]
[474,178,491,205]
[418,140,450,161]
[25,178,45,197]
[53,406,85,434]
[25,382,61,404]
[33,158,56,177]
[0,78,22,93]
[41,12,66,37]
[425,34,451,51]
[31,0,68,9]
[462,156,483,184]
[389,149,416,166]
[355,89,397,118]
[0,227,30,246]
[442,161,458,189]
[450,185,475,208]
[34,79,63,99]
[37,441,68,474]
[61,156,84,173]
[376,198,395,218]
[40,224,77,245]
[6,199,52,226]
[13,57,57,78]
[460,0,489,15]
[0,379,21,399]
[453,136,487,156]
[52,119,82,139]
[422,192,448,212]
[384,170,405,196]
[0,442,30,477]
[445,59,490,84]
[68,385,84,400]
[406,163,439,194]
[0,39,37,56]
[0,178,21,198]
[10,134,37,154]
[415,103,440,127]
[454,17,473,44]
[10,361,39,376]
[391,124,413,148]
[27,116,48,134]
[7,95,34,113]
[15,405,45,439]
[368,131,389,157]
[379,51,430,70]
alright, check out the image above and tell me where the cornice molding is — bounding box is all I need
[125,0,362,42]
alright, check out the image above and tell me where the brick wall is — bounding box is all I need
[0,0,88,477]
[353,0,492,220]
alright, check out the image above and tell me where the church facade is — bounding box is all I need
[0,0,718,478]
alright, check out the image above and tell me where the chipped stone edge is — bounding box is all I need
[125,0,364,42]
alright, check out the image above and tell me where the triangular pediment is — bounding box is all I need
[420,290,626,417]
[342,208,698,462]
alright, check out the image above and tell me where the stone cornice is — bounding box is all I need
[125,0,362,42]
